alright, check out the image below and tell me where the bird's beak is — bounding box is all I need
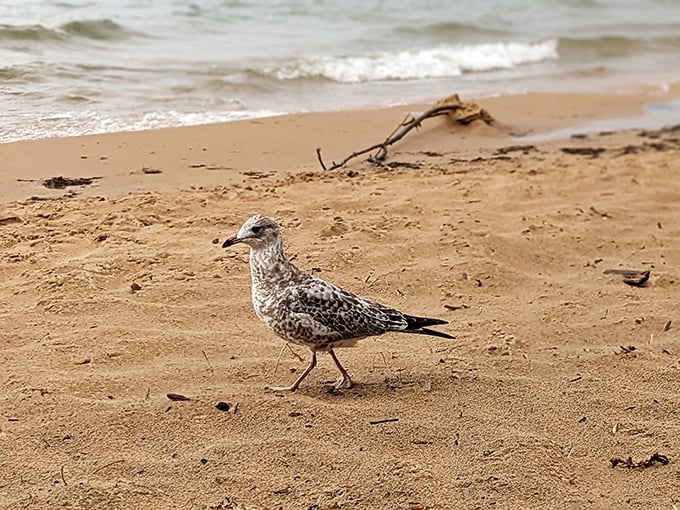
[222,236,241,248]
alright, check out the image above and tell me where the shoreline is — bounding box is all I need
[2,85,679,205]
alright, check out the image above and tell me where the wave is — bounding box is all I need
[0,24,65,42]
[0,19,130,44]
[394,20,509,39]
[259,40,558,83]
[558,34,680,58]
[59,19,130,41]
[0,66,38,82]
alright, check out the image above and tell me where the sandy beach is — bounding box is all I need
[1,87,679,509]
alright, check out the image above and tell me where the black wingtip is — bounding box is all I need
[401,314,454,339]
[418,327,455,339]
[405,315,448,330]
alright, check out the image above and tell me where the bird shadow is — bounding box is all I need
[268,378,415,400]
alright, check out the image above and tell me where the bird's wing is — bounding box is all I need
[284,278,408,340]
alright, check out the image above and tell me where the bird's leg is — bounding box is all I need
[266,350,317,392]
[329,349,353,389]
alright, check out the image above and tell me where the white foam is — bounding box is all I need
[267,40,559,83]
[1,109,283,143]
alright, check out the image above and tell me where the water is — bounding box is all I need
[1,0,679,143]
[520,99,680,141]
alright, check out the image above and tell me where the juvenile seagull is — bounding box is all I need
[222,214,454,391]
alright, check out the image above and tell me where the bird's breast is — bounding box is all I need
[250,277,286,323]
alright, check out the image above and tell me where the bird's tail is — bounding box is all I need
[404,315,455,339]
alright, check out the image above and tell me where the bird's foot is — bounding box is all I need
[265,383,298,392]
[333,373,353,390]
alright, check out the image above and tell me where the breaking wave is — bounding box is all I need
[262,40,559,83]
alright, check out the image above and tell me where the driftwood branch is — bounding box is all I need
[316,104,463,171]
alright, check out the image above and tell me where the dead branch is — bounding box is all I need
[317,104,464,171]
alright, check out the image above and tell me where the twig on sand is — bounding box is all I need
[316,104,465,171]
[91,459,124,475]
[60,466,67,486]
[315,148,327,171]
[370,418,399,425]
[202,349,214,373]
[273,344,305,374]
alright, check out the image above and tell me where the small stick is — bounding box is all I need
[315,148,327,171]
[372,352,389,372]
[273,346,285,375]
[273,344,305,374]
[60,466,67,486]
[366,273,382,289]
[285,344,305,362]
[345,463,359,480]
[370,418,399,425]
[201,350,214,373]
[380,352,389,371]
[92,459,124,475]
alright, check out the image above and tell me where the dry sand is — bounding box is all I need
[1,89,679,509]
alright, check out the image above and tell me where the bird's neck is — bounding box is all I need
[249,239,294,286]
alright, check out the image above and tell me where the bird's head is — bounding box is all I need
[222,214,282,250]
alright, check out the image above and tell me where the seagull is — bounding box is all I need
[222,214,454,391]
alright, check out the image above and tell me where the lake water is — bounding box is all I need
[1,0,679,142]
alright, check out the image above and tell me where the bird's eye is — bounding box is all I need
[251,226,263,234]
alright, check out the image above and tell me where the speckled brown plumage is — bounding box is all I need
[222,214,454,391]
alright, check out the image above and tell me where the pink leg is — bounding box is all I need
[329,349,353,389]
[267,350,317,392]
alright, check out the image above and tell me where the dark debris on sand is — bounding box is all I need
[42,176,101,189]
